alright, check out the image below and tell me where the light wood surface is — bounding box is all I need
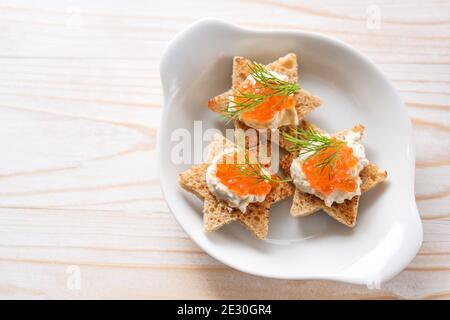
[0,0,449,299]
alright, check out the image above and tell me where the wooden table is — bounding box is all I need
[0,0,449,299]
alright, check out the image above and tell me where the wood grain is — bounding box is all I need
[0,0,449,299]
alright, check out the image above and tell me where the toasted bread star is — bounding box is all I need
[179,134,295,239]
[279,121,387,227]
[207,53,322,157]
[208,53,321,121]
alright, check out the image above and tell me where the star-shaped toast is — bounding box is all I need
[179,134,295,239]
[279,121,387,227]
[207,53,322,158]
[208,53,321,120]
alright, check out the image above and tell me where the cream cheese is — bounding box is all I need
[228,72,299,129]
[205,148,269,213]
[290,130,369,207]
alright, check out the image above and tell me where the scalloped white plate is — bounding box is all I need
[158,19,422,284]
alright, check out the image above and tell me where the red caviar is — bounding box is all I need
[215,152,272,197]
[302,140,358,195]
[236,78,296,123]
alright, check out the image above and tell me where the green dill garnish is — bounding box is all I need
[281,127,345,173]
[228,149,291,184]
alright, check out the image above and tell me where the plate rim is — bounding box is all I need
[157,18,423,284]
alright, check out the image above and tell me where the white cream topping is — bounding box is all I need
[205,148,269,213]
[228,72,299,129]
[290,130,369,207]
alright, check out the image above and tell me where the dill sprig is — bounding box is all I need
[221,62,300,121]
[230,150,291,184]
[281,127,345,173]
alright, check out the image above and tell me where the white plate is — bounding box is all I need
[158,19,422,284]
